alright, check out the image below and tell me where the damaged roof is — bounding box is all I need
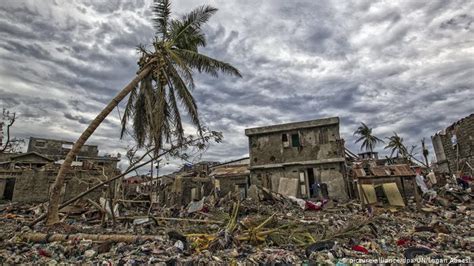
[245,117,339,136]
[353,164,415,178]
[210,165,249,178]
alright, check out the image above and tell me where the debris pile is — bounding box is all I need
[0,185,472,264]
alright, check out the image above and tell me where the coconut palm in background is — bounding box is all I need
[46,0,241,225]
[384,132,408,158]
[353,122,383,153]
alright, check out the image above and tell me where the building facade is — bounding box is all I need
[0,137,121,202]
[28,137,119,168]
[245,117,348,200]
[209,157,250,199]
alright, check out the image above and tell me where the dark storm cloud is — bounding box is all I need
[0,0,473,174]
[64,113,90,125]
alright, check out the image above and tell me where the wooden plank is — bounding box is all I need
[382,182,405,207]
[278,177,298,197]
[361,184,377,204]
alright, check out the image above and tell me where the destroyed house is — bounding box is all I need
[432,114,474,175]
[209,157,250,199]
[28,137,119,168]
[0,137,121,203]
[0,152,54,169]
[152,161,220,207]
[351,162,419,207]
[245,117,348,200]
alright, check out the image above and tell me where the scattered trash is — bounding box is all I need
[0,182,471,264]
[84,249,97,258]
[305,241,335,257]
[187,197,205,214]
[352,245,369,254]
[403,247,432,260]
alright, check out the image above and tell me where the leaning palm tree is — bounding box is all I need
[353,122,383,153]
[384,132,408,158]
[46,0,241,225]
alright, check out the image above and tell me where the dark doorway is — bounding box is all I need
[307,168,315,197]
[3,178,16,200]
[320,183,329,199]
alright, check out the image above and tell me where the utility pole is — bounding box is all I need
[421,138,429,168]
[0,120,4,148]
[150,160,153,179]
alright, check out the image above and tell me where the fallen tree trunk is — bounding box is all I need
[117,216,224,224]
[20,232,162,243]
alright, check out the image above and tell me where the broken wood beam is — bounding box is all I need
[117,216,224,225]
[20,232,162,243]
[86,199,106,213]
[116,199,150,203]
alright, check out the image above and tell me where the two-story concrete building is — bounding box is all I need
[245,117,348,200]
[28,137,119,169]
[0,137,121,202]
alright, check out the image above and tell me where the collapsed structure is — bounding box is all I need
[432,113,474,176]
[122,116,423,206]
[1,117,472,264]
[0,137,120,202]
[2,115,471,207]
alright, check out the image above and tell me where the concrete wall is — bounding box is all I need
[432,114,474,174]
[216,175,248,197]
[246,118,348,200]
[0,169,115,203]
[28,137,99,158]
[248,124,344,166]
[250,162,348,200]
[12,169,50,202]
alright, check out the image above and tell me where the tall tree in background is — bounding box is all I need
[0,109,25,153]
[46,0,241,225]
[353,122,383,153]
[384,132,408,158]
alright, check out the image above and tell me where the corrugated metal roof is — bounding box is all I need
[353,164,414,178]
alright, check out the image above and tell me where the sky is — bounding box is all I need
[0,0,473,175]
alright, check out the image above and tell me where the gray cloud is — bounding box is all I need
[0,0,473,174]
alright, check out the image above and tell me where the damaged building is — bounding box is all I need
[0,137,120,202]
[209,157,250,200]
[245,117,348,200]
[432,114,474,175]
[153,161,220,207]
[27,137,119,169]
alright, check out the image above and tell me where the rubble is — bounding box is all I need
[0,183,472,264]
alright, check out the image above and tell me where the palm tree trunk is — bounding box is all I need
[45,67,152,225]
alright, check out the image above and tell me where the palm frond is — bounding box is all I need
[170,5,217,45]
[169,19,206,50]
[176,49,242,77]
[166,81,184,144]
[167,64,202,134]
[167,49,195,88]
[133,76,153,147]
[120,85,138,139]
[152,0,171,39]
